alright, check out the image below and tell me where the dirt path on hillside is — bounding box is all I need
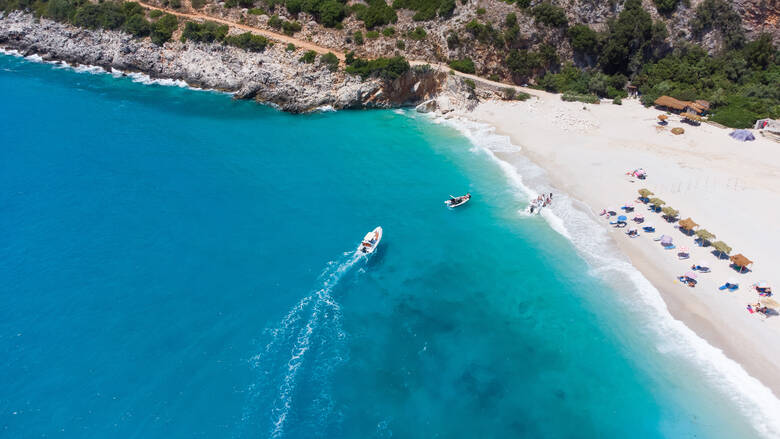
[136,1,543,96]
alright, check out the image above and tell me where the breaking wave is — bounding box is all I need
[435,113,780,438]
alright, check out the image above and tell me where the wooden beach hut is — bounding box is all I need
[730,254,753,272]
[654,96,706,115]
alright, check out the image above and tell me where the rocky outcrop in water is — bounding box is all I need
[0,11,444,112]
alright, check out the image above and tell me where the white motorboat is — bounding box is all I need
[445,193,471,208]
[359,226,383,254]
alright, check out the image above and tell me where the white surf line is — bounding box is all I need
[440,113,780,438]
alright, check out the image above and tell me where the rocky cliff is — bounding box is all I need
[0,11,444,112]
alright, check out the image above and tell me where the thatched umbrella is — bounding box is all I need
[678,218,698,230]
[649,198,665,206]
[661,206,679,217]
[657,115,668,121]
[671,127,685,135]
[730,254,753,271]
[695,229,715,241]
[638,188,654,198]
[712,241,731,257]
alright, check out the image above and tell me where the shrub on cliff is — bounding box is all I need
[182,21,228,43]
[299,50,317,63]
[392,0,453,21]
[690,0,745,50]
[123,13,152,37]
[352,0,397,29]
[652,0,678,15]
[598,0,668,75]
[531,2,567,28]
[448,58,475,74]
[465,19,502,47]
[568,24,599,57]
[151,13,178,45]
[408,26,426,40]
[224,32,269,51]
[281,20,301,35]
[320,52,339,71]
[345,55,410,80]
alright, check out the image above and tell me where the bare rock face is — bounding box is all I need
[0,12,441,112]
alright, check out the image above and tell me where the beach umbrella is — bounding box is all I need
[661,206,679,217]
[678,218,698,230]
[695,229,715,241]
[649,198,665,206]
[623,203,634,208]
[660,235,673,245]
[679,247,689,253]
[729,129,755,141]
[634,214,644,219]
[757,281,769,288]
[684,271,698,280]
[618,215,627,221]
[658,115,668,121]
[638,188,654,198]
[712,241,731,255]
[671,127,685,135]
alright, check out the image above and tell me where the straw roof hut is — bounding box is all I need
[712,241,732,255]
[649,197,665,206]
[730,254,753,268]
[671,127,685,135]
[678,218,698,230]
[657,115,668,121]
[654,96,706,115]
[655,96,688,111]
[695,229,715,241]
[638,188,654,197]
[694,100,711,111]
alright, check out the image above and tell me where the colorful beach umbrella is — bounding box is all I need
[660,235,673,245]
[757,281,769,288]
[618,215,627,221]
[684,271,698,280]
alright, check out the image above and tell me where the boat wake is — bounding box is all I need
[239,250,366,438]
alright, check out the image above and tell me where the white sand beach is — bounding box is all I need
[459,94,780,397]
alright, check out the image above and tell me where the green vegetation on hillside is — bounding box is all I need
[392,0,454,21]
[690,0,744,50]
[449,58,475,74]
[652,0,679,15]
[345,55,410,80]
[531,2,567,28]
[351,0,396,29]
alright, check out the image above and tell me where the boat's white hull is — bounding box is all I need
[359,226,383,254]
[445,196,471,208]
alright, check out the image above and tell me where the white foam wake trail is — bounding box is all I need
[434,113,780,438]
[240,250,363,438]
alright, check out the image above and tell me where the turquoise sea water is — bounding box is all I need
[0,54,770,438]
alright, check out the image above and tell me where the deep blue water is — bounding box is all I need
[0,54,763,438]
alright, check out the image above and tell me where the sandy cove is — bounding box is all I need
[457,94,780,398]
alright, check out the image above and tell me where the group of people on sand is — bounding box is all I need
[747,302,770,316]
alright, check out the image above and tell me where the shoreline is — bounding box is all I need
[0,12,446,113]
[446,97,780,429]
